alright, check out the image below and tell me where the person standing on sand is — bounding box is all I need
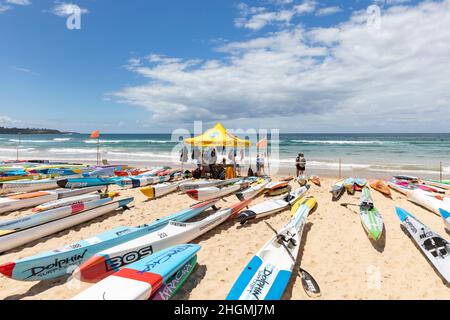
[260,153,265,175]
[256,154,261,176]
[296,153,306,176]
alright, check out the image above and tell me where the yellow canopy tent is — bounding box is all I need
[184,123,251,178]
[184,123,251,147]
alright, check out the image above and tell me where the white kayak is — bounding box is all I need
[33,191,115,212]
[0,196,117,236]
[178,178,240,193]
[236,179,270,201]
[396,207,450,284]
[77,204,234,282]
[227,197,317,300]
[140,181,183,200]
[185,184,241,201]
[330,180,345,201]
[422,180,450,190]
[0,198,133,254]
[235,186,309,223]
[0,186,103,214]
[406,189,450,215]
[265,181,289,191]
[0,175,81,195]
[386,180,410,195]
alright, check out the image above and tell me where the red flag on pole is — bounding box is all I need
[90,130,100,165]
[90,130,100,139]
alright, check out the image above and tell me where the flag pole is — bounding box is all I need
[16,133,21,161]
[97,136,100,166]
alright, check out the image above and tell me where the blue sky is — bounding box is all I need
[1,0,449,133]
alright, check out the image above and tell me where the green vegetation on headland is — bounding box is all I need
[0,127,74,134]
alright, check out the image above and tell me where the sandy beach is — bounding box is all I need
[0,173,449,300]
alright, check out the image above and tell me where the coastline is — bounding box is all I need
[1,175,449,300]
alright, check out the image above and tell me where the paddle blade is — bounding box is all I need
[299,268,321,298]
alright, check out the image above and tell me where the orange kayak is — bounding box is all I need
[309,175,321,187]
[369,180,391,197]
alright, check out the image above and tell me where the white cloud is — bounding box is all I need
[293,0,317,14]
[11,66,39,76]
[112,0,450,131]
[0,3,11,13]
[375,0,411,5]
[52,2,88,17]
[0,116,22,126]
[5,0,31,5]
[316,6,342,16]
[235,0,317,31]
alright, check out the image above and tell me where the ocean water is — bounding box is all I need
[0,133,449,177]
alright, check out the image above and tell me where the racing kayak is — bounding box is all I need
[422,180,450,190]
[0,197,133,254]
[265,181,289,191]
[369,180,391,197]
[115,174,179,189]
[296,175,307,187]
[309,175,321,187]
[396,207,450,284]
[394,180,444,194]
[0,199,217,281]
[77,198,251,282]
[0,174,81,195]
[227,197,317,300]
[150,255,197,300]
[236,179,270,201]
[344,178,355,195]
[266,186,291,196]
[32,191,115,212]
[0,186,103,214]
[235,186,309,223]
[406,189,450,216]
[140,182,179,200]
[0,196,118,236]
[354,178,367,191]
[57,177,118,188]
[394,175,419,182]
[386,180,410,195]
[185,184,242,201]
[72,244,201,300]
[359,187,383,241]
[178,178,240,192]
[330,180,345,201]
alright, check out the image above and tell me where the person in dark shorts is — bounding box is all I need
[295,153,306,176]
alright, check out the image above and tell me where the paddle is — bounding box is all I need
[299,267,321,298]
[340,203,360,215]
[340,203,359,207]
[263,221,321,298]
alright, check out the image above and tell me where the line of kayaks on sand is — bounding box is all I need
[328,174,450,286]
[0,170,323,300]
[2,165,450,300]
